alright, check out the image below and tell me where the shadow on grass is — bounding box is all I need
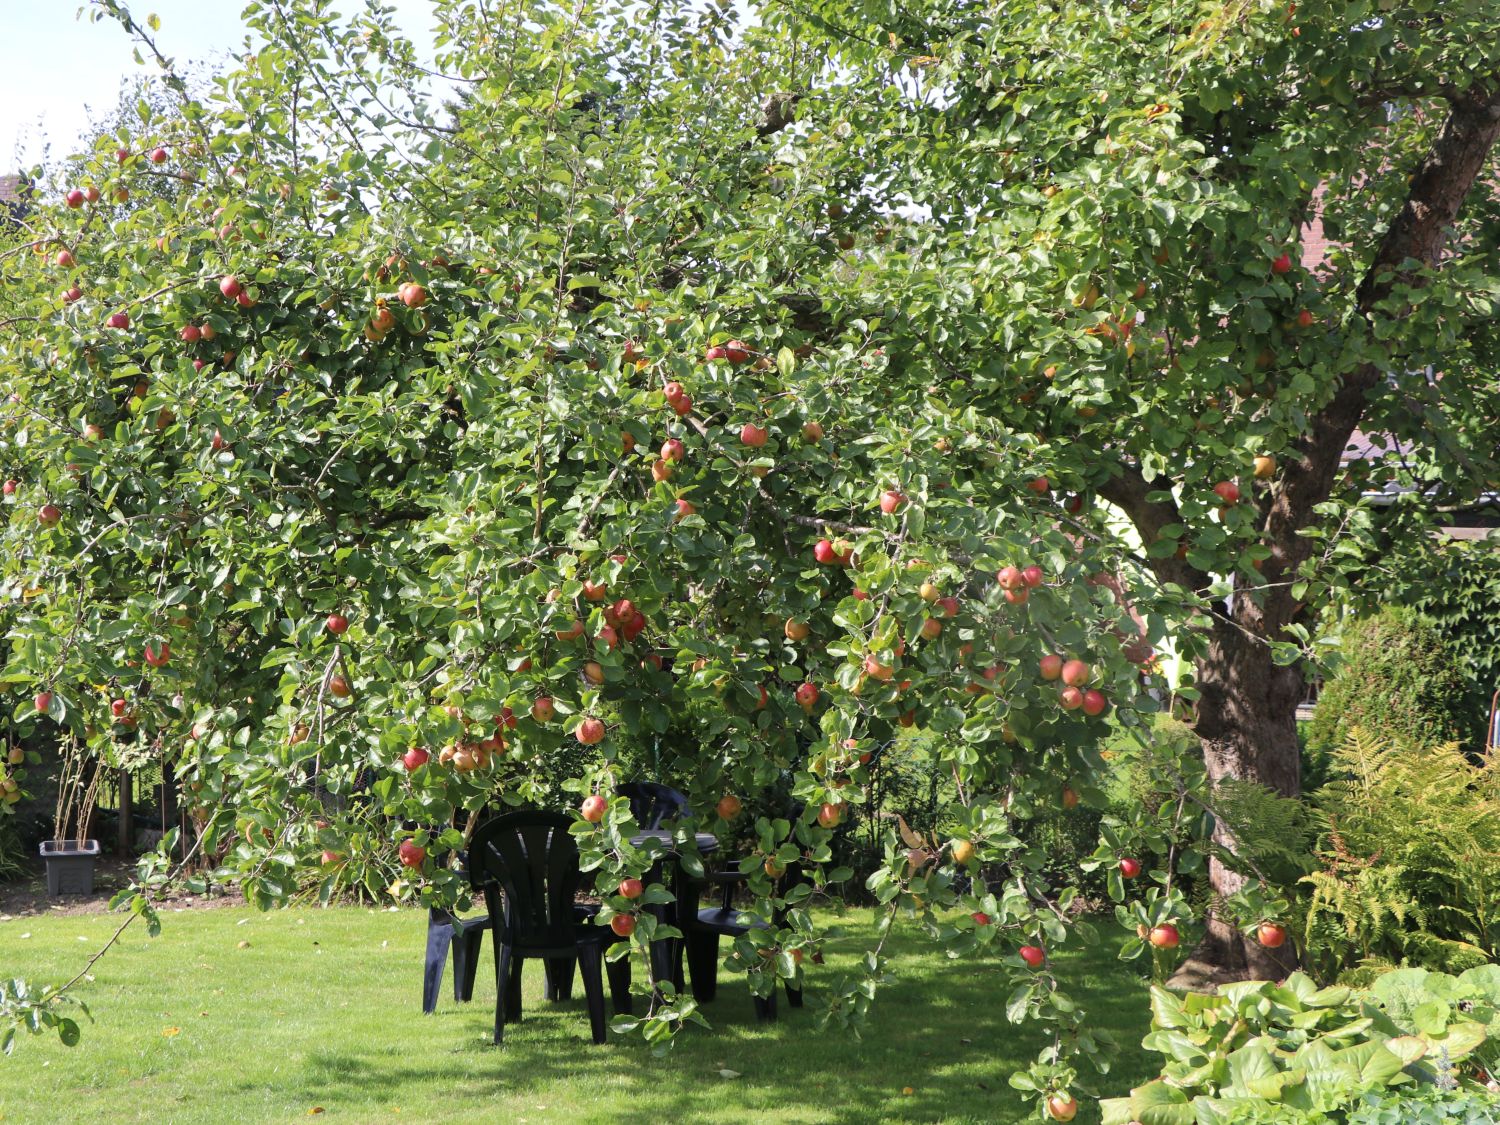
[254,925,1157,1125]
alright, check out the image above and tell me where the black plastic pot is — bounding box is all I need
[40,839,100,896]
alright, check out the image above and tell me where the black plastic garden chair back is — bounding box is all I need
[618,781,691,829]
[470,810,586,953]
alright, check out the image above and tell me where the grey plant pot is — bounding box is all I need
[40,839,101,896]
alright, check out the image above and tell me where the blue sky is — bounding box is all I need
[1,1,436,171]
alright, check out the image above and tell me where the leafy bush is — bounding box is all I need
[1302,732,1500,979]
[1347,1085,1500,1124]
[1102,965,1500,1124]
[1306,609,1471,755]
[1341,505,1500,751]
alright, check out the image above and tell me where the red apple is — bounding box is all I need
[1118,857,1141,878]
[1039,654,1064,681]
[1213,480,1241,505]
[663,381,685,402]
[398,282,428,308]
[852,588,869,601]
[38,503,62,527]
[235,291,254,308]
[1021,565,1044,588]
[219,275,242,299]
[116,148,131,163]
[722,339,750,363]
[795,682,819,710]
[1003,587,1029,605]
[575,717,606,745]
[801,420,823,442]
[580,794,608,822]
[1059,686,1083,710]
[716,793,742,819]
[618,878,643,900]
[398,840,425,868]
[817,802,843,828]
[85,186,100,203]
[610,913,637,937]
[919,618,942,640]
[879,490,905,514]
[703,345,727,362]
[670,395,693,416]
[1019,945,1045,968]
[814,539,838,564]
[144,642,170,668]
[1026,476,1049,494]
[740,423,768,447]
[1046,1093,1078,1122]
[582,579,607,601]
[34,691,52,714]
[180,324,201,342]
[63,287,83,303]
[327,674,351,698]
[971,911,991,926]
[1060,659,1090,687]
[936,596,960,618]
[1257,922,1287,949]
[1271,252,1292,275]
[326,613,349,635]
[660,438,685,463]
[403,746,430,771]
[996,566,1024,589]
[1296,308,1314,328]
[2,480,16,496]
[110,698,129,719]
[150,147,168,164]
[106,312,130,330]
[674,498,695,519]
[531,696,555,722]
[55,249,75,268]
[65,189,85,209]
[1081,689,1108,716]
[1149,923,1180,949]
[863,654,894,681]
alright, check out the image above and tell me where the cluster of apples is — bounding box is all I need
[1038,654,1107,716]
[0,746,23,805]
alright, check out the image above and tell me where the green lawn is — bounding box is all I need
[0,905,1155,1124]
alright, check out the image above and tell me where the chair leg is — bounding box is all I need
[605,949,633,1016]
[544,957,576,1002]
[492,942,513,1045]
[577,945,609,1045]
[458,928,485,1002]
[754,985,778,1022]
[423,916,454,1014]
[505,953,524,1022]
[686,933,720,1003]
[669,935,685,994]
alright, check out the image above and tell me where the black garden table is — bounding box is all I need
[627,829,719,988]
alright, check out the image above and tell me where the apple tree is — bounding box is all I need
[5,0,1499,1116]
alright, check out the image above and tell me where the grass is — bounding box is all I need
[0,905,1157,1124]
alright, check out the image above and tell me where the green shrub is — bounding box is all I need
[1102,965,1500,1124]
[1301,732,1500,980]
[1348,1085,1500,1124]
[1307,608,1472,755]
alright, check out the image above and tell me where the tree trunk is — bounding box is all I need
[1189,621,1304,981]
[1106,88,1500,984]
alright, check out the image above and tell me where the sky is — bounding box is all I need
[0,0,437,172]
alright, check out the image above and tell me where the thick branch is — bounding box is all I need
[1097,461,1208,591]
[1259,87,1500,628]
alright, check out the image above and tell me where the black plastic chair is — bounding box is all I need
[618,781,692,828]
[423,907,491,1013]
[469,810,632,1044]
[673,864,805,1020]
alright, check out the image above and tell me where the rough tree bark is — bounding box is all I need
[1105,87,1500,982]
